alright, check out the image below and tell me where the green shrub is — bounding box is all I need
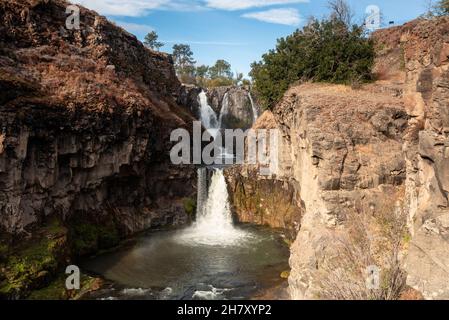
[250,18,375,110]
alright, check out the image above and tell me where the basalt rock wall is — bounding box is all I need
[0,0,197,236]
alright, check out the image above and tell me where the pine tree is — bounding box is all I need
[144,31,164,51]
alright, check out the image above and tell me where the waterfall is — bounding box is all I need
[218,92,230,129]
[198,91,219,136]
[197,169,233,228]
[176,169,249,246]
[196,168,208,217]
[177,90,248,246]
[248,92,259,124]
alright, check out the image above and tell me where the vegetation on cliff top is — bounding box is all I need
[250,0,375,110]
[425,0,449,16]
[164,40,250,87]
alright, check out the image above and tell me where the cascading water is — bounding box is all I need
[218,92,230,129]
[248,92,259,124]
[176,169,249,246]
[198,91,219,136]
[179,91,250,245]
[196,167,208,217]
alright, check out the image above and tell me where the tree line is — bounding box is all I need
[143,31,249,88]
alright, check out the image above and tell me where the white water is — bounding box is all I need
[218,92,230,129]
[179,92,249,246]
[196,167,208,217]
[248,92,259,124]
[198,91,219,137]
[175,169,250,247]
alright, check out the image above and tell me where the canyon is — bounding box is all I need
[1,0,449,301]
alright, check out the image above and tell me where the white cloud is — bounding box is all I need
[113,21,154,34]
[205,0,309,11]
[163,40,247,46]
[242,8,301,26]
[74,0,170,16]
[74,0,309,16]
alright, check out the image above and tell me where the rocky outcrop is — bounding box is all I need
[225,110,302,238]
[206,86,260,129]
[374,17,449,299]
[226,166,302,239]
[227,83,409,299]
[275,84,408,299]
[0,0,197,236]
[177,84,202,119]
[226,18,449,300]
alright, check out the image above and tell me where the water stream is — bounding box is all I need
[248,92,259,124]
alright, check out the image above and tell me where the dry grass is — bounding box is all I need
[318,192,409,300]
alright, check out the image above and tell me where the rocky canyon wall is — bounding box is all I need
[229,17,449,300]
[225,81,409,298]
[179,85,261,130]
[265,84,408,299]
[374,17,449,299]
[0,0,197,236]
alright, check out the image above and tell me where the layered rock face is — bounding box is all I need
[226,17,449,300]
[0,0,196,235]
[227,82,408,299]
[374,17,449,299]
[272,84,408,299]
[225,110,302,238]
[206,86,260,129]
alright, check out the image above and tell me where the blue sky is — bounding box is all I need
[75,0,428,77]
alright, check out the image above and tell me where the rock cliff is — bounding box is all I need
[232,83,408,299]
[374,17,449,299]
[0,0,196,236]
[207,86,260,129]
[227,17,449,300]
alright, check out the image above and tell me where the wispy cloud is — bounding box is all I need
[113,21,154,34]
[74,0,170,17]
[205,0,309,11]
[163,40,248,46]
[242,8,302,26]
[75,0,309,16]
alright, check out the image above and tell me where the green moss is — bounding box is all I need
[97,225,120,250]
[402,232,412,245]
[70,220,120,256]
[72,223,99,256]
[0,243,8,259]
[183,197,197,216]
[26,275,67,300]
[0,218,68,299]
[27,272,101,300]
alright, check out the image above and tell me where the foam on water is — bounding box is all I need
[175,169,251,247]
